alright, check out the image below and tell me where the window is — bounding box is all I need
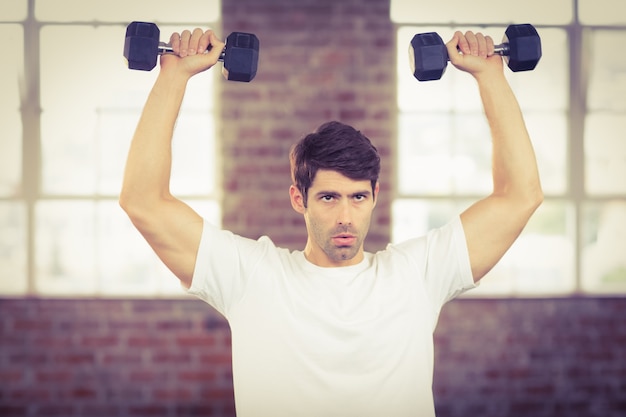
[392,0,626,296]
[0,0,221,297]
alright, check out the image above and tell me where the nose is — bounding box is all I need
[337,200,352,226]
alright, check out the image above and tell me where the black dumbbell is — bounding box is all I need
[123,21,259,82]
[409,24,542,81]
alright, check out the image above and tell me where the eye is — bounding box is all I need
[321,195,335,202]
[354,194,367,202]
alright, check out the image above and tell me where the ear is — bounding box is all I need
[372,181,380,208]
[289,185,306,214]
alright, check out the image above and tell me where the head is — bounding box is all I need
[289,121,381,267]
[289,121,381,207]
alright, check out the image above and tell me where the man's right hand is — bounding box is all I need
[161,28,225,78]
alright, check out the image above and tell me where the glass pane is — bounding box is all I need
[585,114,626,195]
[392,199,465,243]
[397,113,491,195]
[0,1,27,21]
[390,0,573,25]
[470,200,576,296]
[97,199,219,297]
[579,0,626,25]
[35,0,220,22]
[0,202,27,295]
[587,31,626,112]
[40,25,215,196]
[581,201,626,293]
[393,199,575,295]
[97,201,169,296]
[0,25,23,197]
[35,201,97,295]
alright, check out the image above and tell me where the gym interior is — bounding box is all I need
[1,0,625,416]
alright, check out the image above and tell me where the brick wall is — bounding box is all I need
[220,0,395,251]
[2,1,626,416]
[1,298,625,417]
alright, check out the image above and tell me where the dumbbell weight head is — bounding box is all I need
[409,32,449,81]
[501,24,542,72]
[124,21,160,71]
[223,32,259,82]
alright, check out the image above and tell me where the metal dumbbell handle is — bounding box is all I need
[493,43,510,56]
[158,42,226,61]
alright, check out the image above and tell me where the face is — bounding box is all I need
[290,169,379,267]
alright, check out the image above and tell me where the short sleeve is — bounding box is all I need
[392,216,476,320]
[187,218,270,317]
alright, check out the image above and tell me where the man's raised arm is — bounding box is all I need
[119,29,224,288]
[448,30,544,282]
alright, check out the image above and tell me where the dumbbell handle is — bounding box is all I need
[454,42,509,57]
[158,42,226,61]
[493,43,510,56]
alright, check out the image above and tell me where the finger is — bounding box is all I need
[475,33,487,58]
[452,31,468,55]
[464,31,478,56]
[169,32,181,55]
[179,29,191,57]
[485,35,495,57]
[205,31,225,61]
[188,28,203,56]
[197,30,217,55]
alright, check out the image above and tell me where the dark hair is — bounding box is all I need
[290,121,381,207]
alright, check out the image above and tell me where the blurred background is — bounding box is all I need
[1,0,625,416]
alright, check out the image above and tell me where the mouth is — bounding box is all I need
[332,234,357,246]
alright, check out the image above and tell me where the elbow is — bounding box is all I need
[529,180,544,211]
[119,190,150,224]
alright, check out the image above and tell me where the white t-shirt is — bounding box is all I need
[188,216,475,417]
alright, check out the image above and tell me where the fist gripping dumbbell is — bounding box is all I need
[123,21,260,82]
[409,23,542,81]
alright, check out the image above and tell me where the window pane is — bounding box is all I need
[585,30,626,196]
[587,31,626,112]
[98,199,220,297]
[471,200,576,296]
[397,113,492,195]
[97,201,172,296]
[393,199,576,295]
[35,201,97,295]
[0,25,23,197]
[585,114,626,195]
[392,199,463,242]
[35,0,220,22]
[579,0,626,25]
[0,1,27,21]
[582,201,626,293]
[390,0,572,25]
[0,202,27,295]
[40,25,215,196]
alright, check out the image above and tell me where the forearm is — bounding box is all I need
[120,70,190,211]
[476,74,543,203]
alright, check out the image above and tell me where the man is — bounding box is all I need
[120,27,543,417]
